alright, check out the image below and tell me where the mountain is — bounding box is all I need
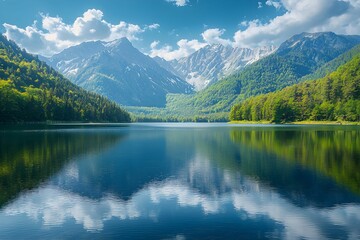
[165,32,360,116]
[230,53,360,123]
[277,32,360,56]
[170,44,276,90]
[45,38,193,107]
[0,35,130,122]
[152,56,180,77]
[301,43,360,81]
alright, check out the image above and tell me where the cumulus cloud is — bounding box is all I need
[152,0,360,59]
[156,0,360,57]
[233,0,358,48]
[147,23,160,30]
[110,21,143,40]
[150,39,207,61]
[3,23,58,54]
[150,28,233,60]
[265,0,282,9]
[3,9,144,56]
[166,0,189,7]
[201,28,232,46]
[5,0,360,59]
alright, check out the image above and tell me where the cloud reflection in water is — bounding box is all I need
[2,175,360,239]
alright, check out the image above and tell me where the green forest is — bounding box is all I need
[0,35,130,123]
[230,54,360,123]
[134,42,360,121]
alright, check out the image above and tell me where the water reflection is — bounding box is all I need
[0,128,125,206]
[230,126,360,195]
[3,174,360,239]
[0,124,359,239]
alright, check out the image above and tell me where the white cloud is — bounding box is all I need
[153,0,360,59]
[166,0,189,7]
[201,28,232,46]
[150,39,207,61]
[3,23,58,54]
[4,0,360,59]
[233,0,359,48]
[147,23,160,30]
[150,40,160,49]
[150,28,233,60]
[258,2,263,8]
[238,19,262,29]
[110,21,144,41]
[265,0,282,9]
[3,9,144,56]
[155,0,360,56]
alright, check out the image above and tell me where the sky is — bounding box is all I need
[1,0,360,60]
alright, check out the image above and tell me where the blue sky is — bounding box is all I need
[1,0,359,59]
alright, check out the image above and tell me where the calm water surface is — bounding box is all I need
[0,123,359,239]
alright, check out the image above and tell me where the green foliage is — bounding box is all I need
[126,105,228,122]
[166,46,360,117]
[272,98,296,123]
[230,127,360,195]
[230,55,360,122]
[0,35,130,122]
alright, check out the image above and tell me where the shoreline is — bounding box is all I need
[229,120,360,125]
[1,121,359,126]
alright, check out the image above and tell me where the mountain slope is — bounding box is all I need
[230,53,360,122]
[0,35,130,122]
[166,32,360,115]
[301,43,360,81]
[171,44,276,90]
[153,56,180,77]
[46,38,193,107]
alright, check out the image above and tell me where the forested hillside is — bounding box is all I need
[0,35,130,122]
[230,55,360,123]
[165,32,360,115]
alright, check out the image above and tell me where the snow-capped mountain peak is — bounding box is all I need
[170,44,276,91]
[43,38,193,107]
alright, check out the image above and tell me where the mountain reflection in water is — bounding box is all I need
[0,124,359,239]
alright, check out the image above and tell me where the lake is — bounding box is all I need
[0,123,359,239]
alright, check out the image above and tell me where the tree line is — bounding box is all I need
[230,55,360,123]
[0,35,130,123]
